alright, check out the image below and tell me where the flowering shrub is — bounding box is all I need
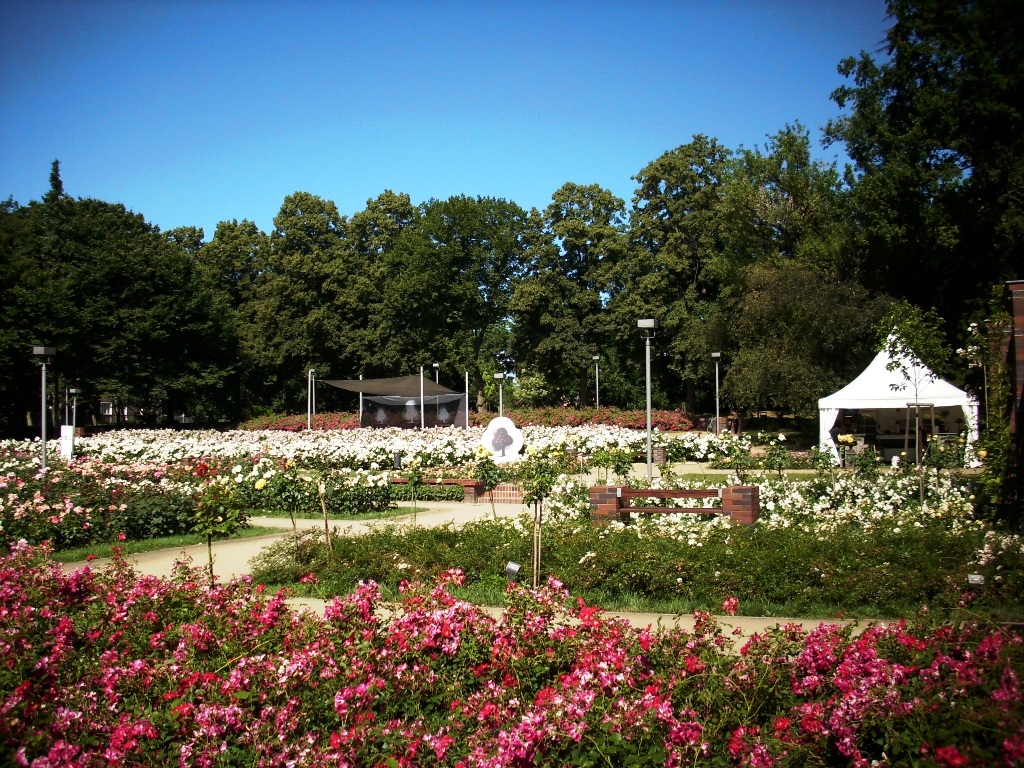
[2,543,1021,767]
[249,468,1024,619]
[0,450,199,549]
[238,411,362,431]
[244,407,696,431]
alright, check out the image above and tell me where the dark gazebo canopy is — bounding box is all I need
[320,375,458,398]
[321,376,466,428]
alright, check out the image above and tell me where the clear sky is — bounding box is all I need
[1,0,890,239]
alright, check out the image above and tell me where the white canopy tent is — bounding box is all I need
[818,343,979,462]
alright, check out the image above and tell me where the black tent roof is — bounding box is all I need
[320,375,459,397]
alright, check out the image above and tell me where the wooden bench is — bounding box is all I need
[619,487,724,516]
[589,485,759,525]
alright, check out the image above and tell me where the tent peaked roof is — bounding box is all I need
[321,375,458,397]
[818,343,975,410]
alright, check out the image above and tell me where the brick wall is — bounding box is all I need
[480,482,524,505]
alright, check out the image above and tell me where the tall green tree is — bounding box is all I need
[241,192,346,412]
[0,197,43,433]
[332,190,420,379]
[0,165,236,427]
[413,195,529,407]
[718,124,855,278]
[723,264,892,416]
[825,0,1023,330]
[510,184,626,405]
[609,136,732,409]
[201,219,267,308]
[708,126,884,416]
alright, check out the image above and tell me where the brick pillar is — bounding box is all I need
[589,485,624,524]
[461,480,484,503]
[722,485,759,525]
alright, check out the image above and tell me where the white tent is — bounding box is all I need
[818,342,979,462]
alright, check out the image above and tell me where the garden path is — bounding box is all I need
[65,499,870,643]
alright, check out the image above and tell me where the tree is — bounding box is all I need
[240,193,347,412]
[201,219,268,308]
[0,174,237,427]
[409,195,529,408]
[723,264,892,416]
[0,198,42,433]
[706,126,881,417]
[825,0,1024,333]
[608,136,732,409]
[718,124,855,278]
[331,191,420,379]
[510,184,626,405]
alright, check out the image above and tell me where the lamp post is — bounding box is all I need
[307,369,315,430]
[592,354,601,408]
[68,388,80,430]
[493,372,505,417]
[432,362,440,383]
[711,352,721,434]
[33,347,56,471]
[637,320,658,482]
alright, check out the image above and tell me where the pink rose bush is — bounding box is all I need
[3,542,1022,767]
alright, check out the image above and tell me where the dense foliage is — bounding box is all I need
[3,544,1022,767]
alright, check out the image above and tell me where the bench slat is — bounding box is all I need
[621,488,719,499]
[627,507,724,515]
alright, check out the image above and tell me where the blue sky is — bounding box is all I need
[1,0,890,239]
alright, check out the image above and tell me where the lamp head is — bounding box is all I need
[637,318,658,330]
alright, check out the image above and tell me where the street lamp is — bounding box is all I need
[432,362,440,383]
[592,354,601,408]
[493,372,505,417]
[307,369,316,430]
[711,352,721,434]
[33,347,56,471]
[637,320,658,482]
[68,388,80,430]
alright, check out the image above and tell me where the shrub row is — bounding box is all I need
[249,509,1024,619]
[4,544,1021,767]
[240,407,695,431]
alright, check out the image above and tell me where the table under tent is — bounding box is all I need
[321,375,469,428]
[817,342,980,464]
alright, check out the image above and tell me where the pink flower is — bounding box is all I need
[722,596,739,616]
[934,745,969,767]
